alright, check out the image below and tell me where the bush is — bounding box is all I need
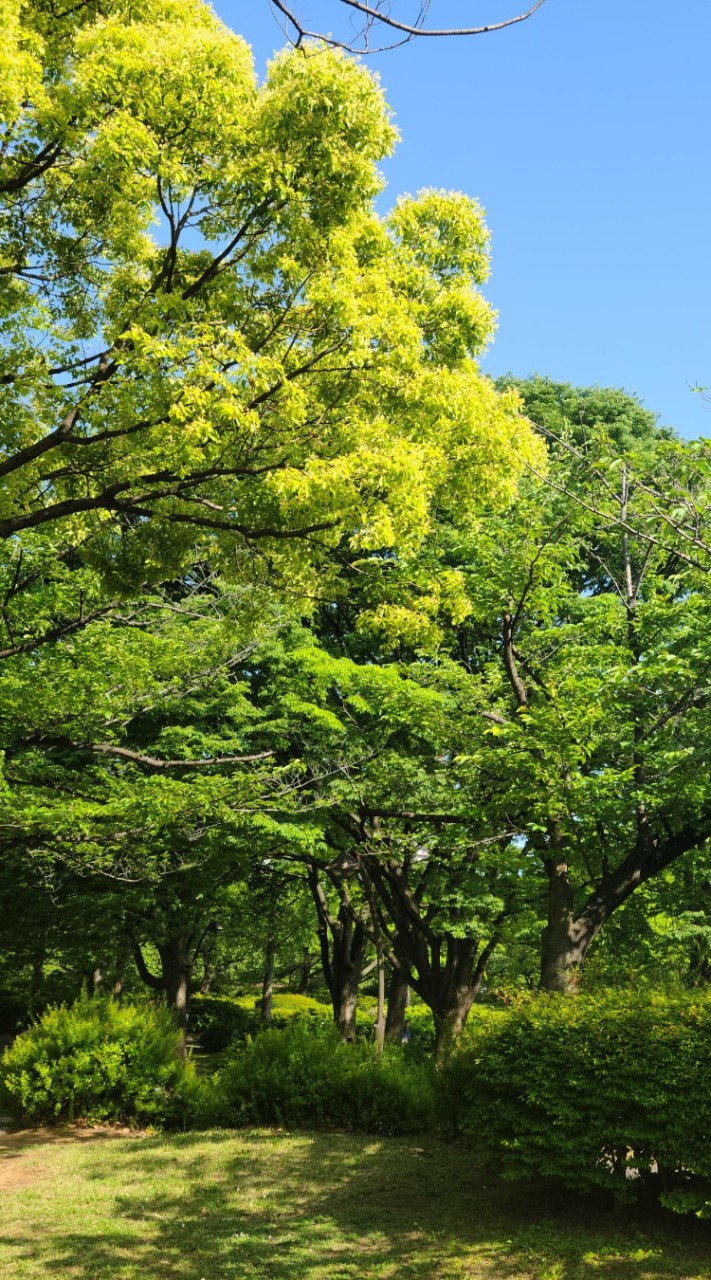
[0,995,185,1126]
[219,1020,436,1135]
[402,1003,436,1053]
[189,994,258,1052]
[190,992,333,1052]
[445,989,711,1216]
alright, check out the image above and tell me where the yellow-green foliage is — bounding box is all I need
[0,995,185,1124]
[1,0,543,598]
[190,992,333,1051]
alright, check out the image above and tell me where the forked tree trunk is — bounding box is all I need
[308,863,369,1042]
[431,950,487,1066]
[130,930,192,1060]
[366,855,502,1061]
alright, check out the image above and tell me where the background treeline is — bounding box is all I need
[3,374,711,1056]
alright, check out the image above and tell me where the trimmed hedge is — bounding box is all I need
[445,990,711,1216]
[190,992,333,1051]
[0,995,185,1125]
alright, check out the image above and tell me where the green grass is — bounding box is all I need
[1,1129,711,1279]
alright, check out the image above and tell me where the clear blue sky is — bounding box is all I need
[216,2,711,438]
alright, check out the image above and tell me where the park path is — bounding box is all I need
[0,1124,144,1191]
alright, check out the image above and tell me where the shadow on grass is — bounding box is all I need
[2,1130,711,1279]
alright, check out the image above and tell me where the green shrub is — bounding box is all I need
[190,992,333,1051]
[445,989,711,1216]
[269,993,333,1028]
[189,994,258,1052]
[0,995,185,1125]
[165,1060,226,1131]
[402,1003,436,1053]
[219,1020,436,1135]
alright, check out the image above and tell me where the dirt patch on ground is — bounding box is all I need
[0,1124,146,1191]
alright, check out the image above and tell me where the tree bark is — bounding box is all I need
[261,933,276,1028]
[366,854,502,1060]
[384,968,410,1043]
[130,931,191,1058]
[297,947,312,994]
[158,934,191,1044]
[538,818,711,991]
[308,862,368,1042]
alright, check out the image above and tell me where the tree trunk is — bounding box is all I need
[336,974,359,1042]
[538,857,610,993]
[433,995,475,1066]
[157,934,191,1058]
[261,933,276,1028]
[297,947,312,995]
[87,965,103,996]
[384,968,410,1044]
[308,862,368,1042]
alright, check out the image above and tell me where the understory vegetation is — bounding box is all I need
[6,990,711,1220]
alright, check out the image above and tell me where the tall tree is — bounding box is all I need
[1,1,539,596]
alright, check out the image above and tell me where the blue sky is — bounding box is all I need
[216,2,711,438]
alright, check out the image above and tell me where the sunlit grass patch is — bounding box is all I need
[0,1129,710,1279]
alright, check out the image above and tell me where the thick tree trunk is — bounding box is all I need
[384,968,410,1044]
[157,934,191,1059]
[539,856,589,993]
[336,978,359,1042]
[366,854,502,1059]
[431,954,486,1065]
[433,993,476,1066]
[538,857,615,993]
[331,923,367,1042]
[308,862,368,1042]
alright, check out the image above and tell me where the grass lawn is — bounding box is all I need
[1,1128,711,1279]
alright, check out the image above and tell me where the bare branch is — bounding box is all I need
[268,0,546,53]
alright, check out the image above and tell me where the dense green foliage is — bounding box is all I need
[447,989,711,1216]
[190,992,333,1051]
[0,995,184,1124]
[218,1020,436,1134]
